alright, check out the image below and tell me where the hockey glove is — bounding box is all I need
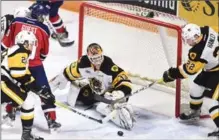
[163,69,175,83]
[104,90,125,102]
[37,86,55,105]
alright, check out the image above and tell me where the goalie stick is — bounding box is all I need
[92,79,163,105]
[113,79,163,104]
[54,100,116,124]
[38,92,115,124]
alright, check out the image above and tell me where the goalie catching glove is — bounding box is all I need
[104,90,125,102]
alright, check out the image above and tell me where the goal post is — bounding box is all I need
[78,2,184,118]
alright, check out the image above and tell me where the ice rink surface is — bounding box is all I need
[1,1,216,139]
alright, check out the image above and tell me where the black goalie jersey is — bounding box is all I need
[63,55,132,96]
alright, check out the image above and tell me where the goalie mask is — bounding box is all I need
[87,43,104,66]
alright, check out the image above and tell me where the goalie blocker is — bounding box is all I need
[50,43,135,130]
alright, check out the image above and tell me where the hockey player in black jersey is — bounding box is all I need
[50,43,135,130]
[1,30,55,140]
[1,7,30,39]
[162,23,219,137]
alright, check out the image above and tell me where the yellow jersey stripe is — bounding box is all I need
[213,84,219,100]
[1,81,24,105]
[21,113,34,120]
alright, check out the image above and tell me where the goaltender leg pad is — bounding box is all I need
[67,84,80,107]
[96,102,134,130]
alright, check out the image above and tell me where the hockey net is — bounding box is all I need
[78,2,209,118]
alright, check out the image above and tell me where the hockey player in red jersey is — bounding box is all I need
[37,0,74,47]
[1,3,61,132]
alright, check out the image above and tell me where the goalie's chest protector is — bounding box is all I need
[79,67,113,90]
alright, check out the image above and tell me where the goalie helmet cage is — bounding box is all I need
[77,2,208,118]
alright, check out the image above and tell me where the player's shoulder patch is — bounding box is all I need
[189,52,197,60]
[111,65,119,72]
[188,44,203,61]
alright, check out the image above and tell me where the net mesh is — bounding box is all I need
[78,2,209,117]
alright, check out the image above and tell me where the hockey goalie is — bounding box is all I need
[50,43,135,130]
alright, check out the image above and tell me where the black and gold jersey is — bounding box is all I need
[1,44,34,85]
[170,26,219,79]
[64,55,132,95]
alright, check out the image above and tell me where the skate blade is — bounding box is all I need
[50,127,61,134]
[208,134,219,139]
[178,117,200,125]
[59,41,75,47]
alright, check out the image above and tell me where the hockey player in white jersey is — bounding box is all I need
[50,43,135,130]
[162,23,219,137]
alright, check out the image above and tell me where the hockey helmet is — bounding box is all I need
[87,43,104,66]
[29,3,49,22]
[15,30,37,59]
[14,7,30,18]
[182,23,201,46]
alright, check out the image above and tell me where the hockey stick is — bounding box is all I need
[54,100,115,124]
[92,79,163,105]
[112,78,163,104]
[38,91,113,124]
[44,19,74,47]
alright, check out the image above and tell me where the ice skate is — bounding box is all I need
[52,28,74,47]
[47,119,61,133]
[208,128,219,137]
[179,109,201,122]
[2,107,16,128]
[21,127,44,140]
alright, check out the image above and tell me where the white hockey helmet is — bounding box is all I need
[15,30,37,59]
[182,23,201,46]
[14,7,30,18]
[87,43,104,66]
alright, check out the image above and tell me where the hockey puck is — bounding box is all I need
[117,131,124,136]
